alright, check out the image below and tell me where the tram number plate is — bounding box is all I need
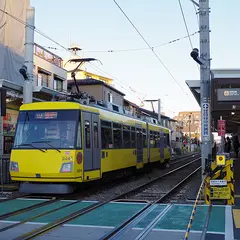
[210,187,231,200]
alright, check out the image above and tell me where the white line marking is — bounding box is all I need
[16,198,49,201]
[25,222,48,225]
[81,200,98,203]
[225,205,234,240]
[150,228,224,234]
[0,220,20,224]
[173,204,226,207]
[109,201,147,205]
[60,200,77,202]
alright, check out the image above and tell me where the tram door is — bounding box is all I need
[160,130,165,162]
[82,112,101,173]
[136,124,143,169]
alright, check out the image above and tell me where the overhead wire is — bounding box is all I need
[0,6,186,111]
[177,0,200,72]
[112,0,191,99]
[42,31,199,53]
[177,0,194,49]
[0,7,146,100]
[191,1,199,26]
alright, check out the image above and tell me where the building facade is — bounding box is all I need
[174,111,201,141]
[68,78,125,107]
[33,43,67,92]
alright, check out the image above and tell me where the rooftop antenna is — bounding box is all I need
[68,45,82,55]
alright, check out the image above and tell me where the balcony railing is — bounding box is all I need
[34,43,63,68]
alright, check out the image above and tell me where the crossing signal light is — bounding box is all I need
[216,155,226,166]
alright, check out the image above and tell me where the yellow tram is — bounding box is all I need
[10,101,171,194]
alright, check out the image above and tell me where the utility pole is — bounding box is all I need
[199,0,212,177]
[191,0,211,178]
[23,7,35,103]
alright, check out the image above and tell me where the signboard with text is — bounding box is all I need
[217,88,240,102]
[218,120,226,136]
[210,187,231,200]
[202,103,210,140]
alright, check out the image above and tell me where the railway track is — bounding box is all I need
[118,159,200,202]
[0,153,199,204]
[0,154,200,239]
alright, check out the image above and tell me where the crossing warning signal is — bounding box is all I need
[216,155,226,166]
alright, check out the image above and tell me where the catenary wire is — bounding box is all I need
[177,0,193,50]
[0,7,147,100]
[42,31,199,53]
[0,6,191,107]
[112,0,191,99]
[177,0,199,71]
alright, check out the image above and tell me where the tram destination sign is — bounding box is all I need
[217,88,240,102]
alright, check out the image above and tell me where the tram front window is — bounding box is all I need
[13,110,80,150]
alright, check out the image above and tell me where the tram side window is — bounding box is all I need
[101,120,113,149]
[136,128,143,148]
[143,129,147,148]
[156,132,160,148]
[164,133,170,147]
[93,122,99,148]
[84,120,91,148]
[166,133,170,147]
[131,127,136,148]
[154,131,159,148]
[150,130,155,148]
[123,125,131,148]
[113,123,122,149]
[76,122,82,148]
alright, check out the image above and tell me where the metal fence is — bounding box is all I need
[0,155,12,185]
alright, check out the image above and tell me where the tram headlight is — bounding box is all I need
[10,161,19,172]
[60,162,73,173]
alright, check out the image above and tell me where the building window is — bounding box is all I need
[37,71,49,87]
[54,77,63,91]
[108,92,113,103]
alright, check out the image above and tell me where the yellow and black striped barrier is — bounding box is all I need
[184,175,206,240]
[204,155,234,205]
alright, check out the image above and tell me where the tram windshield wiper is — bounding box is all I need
[14,143,46,153]
[32,141,61,153]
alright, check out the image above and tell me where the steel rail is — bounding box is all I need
[0,197,58,220]
[0,152,198,203]
[0,199,84,233]
[114,157,200,200]
[0,190,84,221]
[13,156,201,240]
[0,153,198,224]
[0,193,30,203]
[99,166,201,240]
